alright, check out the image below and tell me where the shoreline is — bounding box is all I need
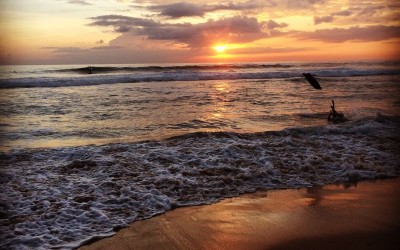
[79,177,400,250]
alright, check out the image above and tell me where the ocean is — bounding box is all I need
[1,61,399,249]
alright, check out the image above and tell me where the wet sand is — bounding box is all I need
[80,178,400,250]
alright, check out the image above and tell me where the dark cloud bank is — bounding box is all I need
[88,14,400,47]
[145,0,329,19]
[88,15,287,47]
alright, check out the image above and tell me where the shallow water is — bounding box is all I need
[1,74,399,152]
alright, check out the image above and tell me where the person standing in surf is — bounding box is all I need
[303,73,345,122]
[328,100,345,121]
[328,100,338,119]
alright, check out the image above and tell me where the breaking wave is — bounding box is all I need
[1,62,399,88]
[1,115,399,249]
[53,63,296,73]
[50,61,400,74]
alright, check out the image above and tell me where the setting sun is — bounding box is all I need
[213,45,228,53]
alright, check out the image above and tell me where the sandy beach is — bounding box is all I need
[79,177,400,250]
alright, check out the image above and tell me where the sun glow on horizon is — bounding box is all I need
[213,45,228,53]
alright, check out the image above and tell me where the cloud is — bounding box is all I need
[208,0,273,12]
[142,0,331,19]
[313,4,394,25]
[357,5,386,16]
[270,0,328,9]
[314,15,334,25]
[349,5,398,24]
[89,15,158,33]
[67,0,92,5]
[148,2,205,18]
[229,46,313,55]
[294,25,400,42]
[265,20,288,30]
[146,0,288,19]
[313,8,355,25]
[88,15,287,47]
[42,47,88,53]
[91,45,123,50]
[332,10,353,17]
[41,41,197,64]
[43,45,123,53]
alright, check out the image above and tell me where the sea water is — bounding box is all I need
[0,61,399,249]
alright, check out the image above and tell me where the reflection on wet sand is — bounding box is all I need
[80,178,400,250]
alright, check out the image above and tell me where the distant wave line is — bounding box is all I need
[49,61,400,74]
[1,68,400,88]
[52,63,296,74]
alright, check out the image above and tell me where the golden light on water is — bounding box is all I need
[214,82,229,92]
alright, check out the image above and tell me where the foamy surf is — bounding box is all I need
[1,115,399,249]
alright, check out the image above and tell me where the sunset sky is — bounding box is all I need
[1,0,399,64]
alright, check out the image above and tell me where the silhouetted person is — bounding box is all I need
[328,100,344,121]
[328,100,337,119]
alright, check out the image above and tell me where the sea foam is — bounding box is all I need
[0,115,399,249]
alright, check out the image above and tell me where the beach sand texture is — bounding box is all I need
[80,178,400,250]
